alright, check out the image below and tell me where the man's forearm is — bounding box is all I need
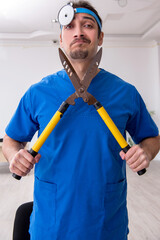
[2,134,26,163]
[139,135,160,161]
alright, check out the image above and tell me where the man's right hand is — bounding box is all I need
[2,134,41,177]
[9,149,41,177]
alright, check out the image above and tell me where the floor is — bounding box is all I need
[0,160,160,240]
[127,161,160,240]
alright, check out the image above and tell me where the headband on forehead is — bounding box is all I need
[57,3,102,30]
[75,8,102,30]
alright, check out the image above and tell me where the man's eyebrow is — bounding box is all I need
[82,16,96,23]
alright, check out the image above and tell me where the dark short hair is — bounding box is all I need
[69,1,102,37]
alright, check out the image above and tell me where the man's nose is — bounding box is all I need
[73,25,84,38]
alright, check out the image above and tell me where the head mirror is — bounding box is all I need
[58,4,75,26]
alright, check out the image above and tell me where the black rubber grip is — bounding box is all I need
[12,173,22,180]
[12,148,38,180]
[122,144,146,176]
[58,101,70,114]
[137,168,146,175]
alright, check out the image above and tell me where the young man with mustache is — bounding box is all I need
[2,1,160,239]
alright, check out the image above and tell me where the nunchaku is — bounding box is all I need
[12,47,146,180]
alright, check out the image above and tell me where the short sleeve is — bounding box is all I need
[5,87,39,142]
[126,87,159,144]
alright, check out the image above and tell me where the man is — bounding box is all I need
[2,1,160,240]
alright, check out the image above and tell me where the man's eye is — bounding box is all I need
[65,24,73,29]
[84,24,93,29]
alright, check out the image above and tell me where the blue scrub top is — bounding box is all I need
[6,69,158,240]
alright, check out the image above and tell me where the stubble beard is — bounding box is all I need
[70,48,88,59]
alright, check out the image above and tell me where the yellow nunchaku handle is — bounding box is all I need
[31,101,69,154]
[94,102,146,176]
[96,106,128,149]
[12,102,69,180]
[32,110,62,153]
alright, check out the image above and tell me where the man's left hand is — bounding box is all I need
[119,145,150,172]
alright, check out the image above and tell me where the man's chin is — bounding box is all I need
[70,49,88,60]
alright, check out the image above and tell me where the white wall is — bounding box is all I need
[0,41,62,138]
[0,40,160,142]
[101,40,160,127]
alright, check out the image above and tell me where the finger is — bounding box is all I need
[129,157,143,170]
[34,153,41,163]
[9,161,31,176]
[132,161,149,173]
[10,157,32,174]
[125,146,144,165]
[125,145,138,160]
[18,157,34,170]
[16,150,35,169]
[20,149,37,164]
[119,151,126,160]
[130,155,149,171]
[120,146,139,163]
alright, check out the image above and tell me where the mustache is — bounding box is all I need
[70,37,91,47]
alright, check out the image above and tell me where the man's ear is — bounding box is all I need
[60,33,63,48]
[98,31,104,46]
